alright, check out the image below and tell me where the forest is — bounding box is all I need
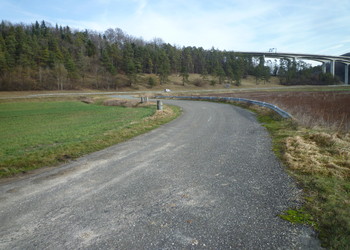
[0,20,337,91]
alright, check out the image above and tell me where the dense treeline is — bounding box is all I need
[0,20,337,90]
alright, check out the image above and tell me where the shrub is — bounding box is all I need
[193,78,206,87]
[148,76,156,87]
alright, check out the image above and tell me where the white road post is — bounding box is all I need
[157,100,163,111]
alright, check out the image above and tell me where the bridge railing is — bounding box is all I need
[155,95,293,119]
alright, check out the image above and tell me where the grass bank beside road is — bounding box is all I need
[0,98,180,177]
[240,103,350,249]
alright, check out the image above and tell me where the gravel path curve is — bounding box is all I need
[0,100,321,249]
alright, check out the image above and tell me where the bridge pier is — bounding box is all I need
[330,60,335,76]
[291,57,297,67]
[322,62,327,73]
[345,64,349,85]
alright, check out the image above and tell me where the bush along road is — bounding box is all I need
[0,100,322,249]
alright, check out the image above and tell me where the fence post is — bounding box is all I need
[141,97,149,103]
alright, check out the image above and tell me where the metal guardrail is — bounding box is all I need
[155,95,293,119]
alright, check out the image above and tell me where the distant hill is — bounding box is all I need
[0,20,258,90]
[0,20,340,90]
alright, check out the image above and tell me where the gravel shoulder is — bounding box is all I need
[0,100,321,249]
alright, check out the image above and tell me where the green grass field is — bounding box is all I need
[0,100,179,177]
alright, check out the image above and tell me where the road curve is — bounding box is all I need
[0,100,321,249]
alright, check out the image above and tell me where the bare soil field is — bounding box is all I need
[208,91,350,131]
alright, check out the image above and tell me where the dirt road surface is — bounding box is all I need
[0,100,321,249]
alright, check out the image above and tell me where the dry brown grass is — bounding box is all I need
[102,98,156,108]
[143,105,176,121]
[103,99,140,107]
[137,74,281,91]
[284,131,350,179]
[210,90,350,131]
[247,105,350,248]
[282,128,350,248]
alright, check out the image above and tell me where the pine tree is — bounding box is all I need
[0,35,7,75]
[122,43,136,86]
[158,50,170,84]
[0,50,6,76]
[4,29,16,69]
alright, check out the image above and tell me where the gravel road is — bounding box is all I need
[0,100,321,249]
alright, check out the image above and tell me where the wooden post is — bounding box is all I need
[141,97,148,103]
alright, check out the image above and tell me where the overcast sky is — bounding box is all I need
[1,0,349,56]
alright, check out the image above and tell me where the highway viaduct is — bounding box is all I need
[237,51,350,85]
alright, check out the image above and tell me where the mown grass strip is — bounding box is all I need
[235,102,350,249]
[0,100,180,177]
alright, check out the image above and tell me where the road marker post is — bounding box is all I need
[157,100,163,111]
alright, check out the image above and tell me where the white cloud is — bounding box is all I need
[135,0,148,15]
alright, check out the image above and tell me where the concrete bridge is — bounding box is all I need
[237,51,350,85]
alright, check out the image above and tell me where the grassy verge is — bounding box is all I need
[0,98,181,177]
[235,102,350,249]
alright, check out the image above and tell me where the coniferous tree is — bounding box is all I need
[158,50,170,84]
[0,20,319,90]
[4,30,16,69]
[123,43,136,86]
